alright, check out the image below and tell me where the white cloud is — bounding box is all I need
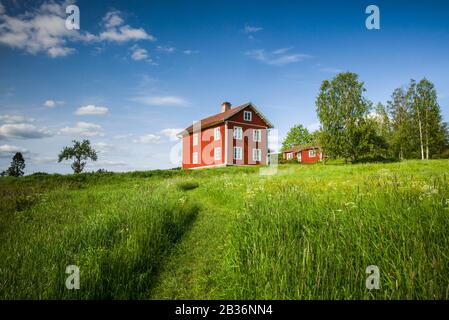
[44,100,56,108]
[113,133,133,139]
[59,122,104,137]
[244,25,263,34]
[0,4,156,57]
[0,123,52,139]
[43,99,64,108]
[133,134,164,144]
[0,1,86,57]
[0,114,34,123]
[0,144,29,158]
[246,48,311,66]
[31,155,58,164]
[99,12,156,43]
[183,49,199,55]
[75,105,108,116]
[102,11,124,29]
[157,45,175,53]
[88,160,127,167]
[130,45,152,62]
[160,128,183,141]
[48,46,75,57]
[131,96,189,107]
[93,142,115,154]
[99,25,155,42]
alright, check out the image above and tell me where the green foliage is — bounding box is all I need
[315,74,448,162]
[436,148,449,159]
[58,140,98,174]
[387,78,447,160]
[177,181,199,191]
[6,152,25,177]
[388,86,415,159]
[414,78,446,159]
[281,124,312,151]
[316,72,372,163]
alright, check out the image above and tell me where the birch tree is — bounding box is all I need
[316,72,371,162]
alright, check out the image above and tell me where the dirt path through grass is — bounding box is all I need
[149,190,237,299]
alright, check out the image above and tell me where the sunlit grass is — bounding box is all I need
[0,160,448,299]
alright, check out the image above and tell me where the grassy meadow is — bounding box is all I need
[0,161,448,299]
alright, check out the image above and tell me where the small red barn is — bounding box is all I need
[282,146,321,164]
[178,102,274,169]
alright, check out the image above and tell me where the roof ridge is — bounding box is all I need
[178,102,273,136]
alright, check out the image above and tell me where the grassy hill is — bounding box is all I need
[1,161,448,299]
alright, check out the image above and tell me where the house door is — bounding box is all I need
[297,152,301,163]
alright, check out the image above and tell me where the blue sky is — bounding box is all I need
[0,0,448,173]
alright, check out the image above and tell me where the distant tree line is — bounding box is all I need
[283,72,448,163]
[1,139,98,177]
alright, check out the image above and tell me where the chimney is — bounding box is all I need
[221,101,231,113]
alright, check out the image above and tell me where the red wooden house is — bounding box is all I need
[178,102,274,169]
[282,146,322,164]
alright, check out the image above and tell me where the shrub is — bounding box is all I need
[177,181,199,191]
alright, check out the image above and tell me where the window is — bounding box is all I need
[234,146,242,160]
[233,126,243,140]
[253,149,262,162]
[253,129,262,142]
[192,152,198,164]
[244,110,252,122]
[214,127,220,140]
[214,147,221,161]
[286,152,293,160]
[193,133,199,146]
[309,149,316,157]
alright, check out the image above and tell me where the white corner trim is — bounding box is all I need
[224,121,228,165]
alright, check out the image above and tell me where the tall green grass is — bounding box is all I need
[225,167,449,299]
[1,161,448,299]
[0,182,199,299]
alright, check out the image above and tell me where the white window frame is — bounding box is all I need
[253,129,262,142]
[192,152,198,164]
[214,147,221,161]
[286,152,293,160]
[214,127,220,140]
[243,110,252,122]
[233,126,243,140]
[309,149,316,157]
[193,133,199,146]
[253,148,262,162]
[234,146,242,160]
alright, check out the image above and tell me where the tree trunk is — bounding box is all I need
[417,114,424,160]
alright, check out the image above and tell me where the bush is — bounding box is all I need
[177,181,199,191]
[433,149,449,159]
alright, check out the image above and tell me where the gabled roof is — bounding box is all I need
[283,145,321,153]
[178,102,274,136]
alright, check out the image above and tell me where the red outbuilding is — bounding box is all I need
[282,146,322,164]
[178,102,274,169]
